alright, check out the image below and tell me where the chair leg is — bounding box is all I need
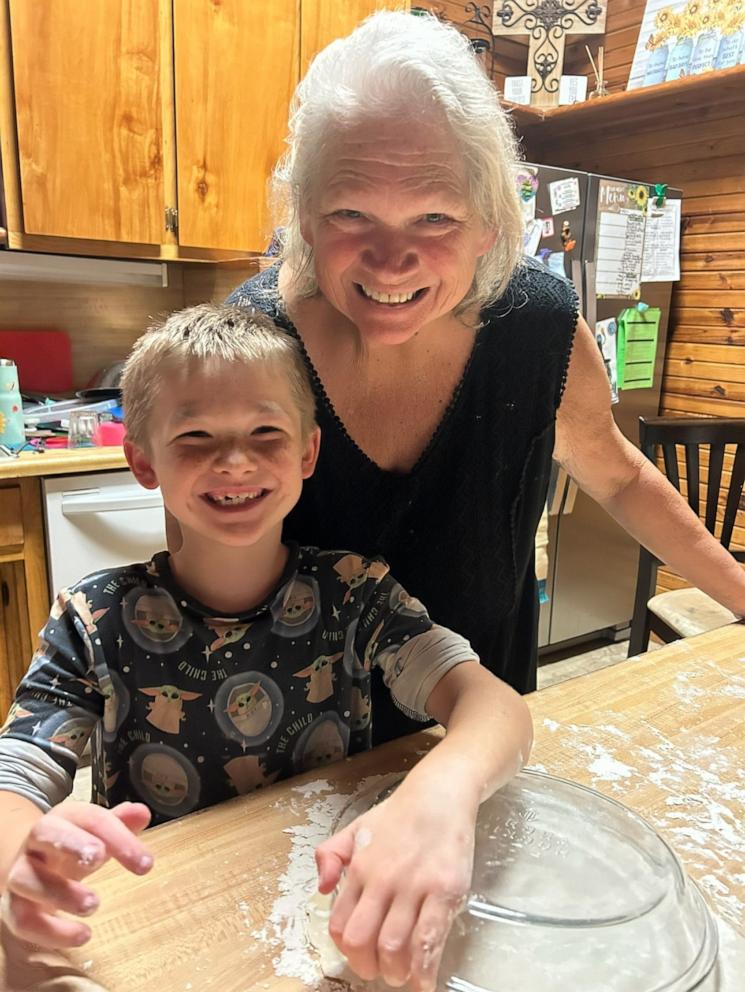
[629,549,658,658]
[628,609,652,657]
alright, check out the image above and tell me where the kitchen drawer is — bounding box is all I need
[0,484,23,550]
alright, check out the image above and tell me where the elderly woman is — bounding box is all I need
[225,10,744,982]
[229,11,742,712]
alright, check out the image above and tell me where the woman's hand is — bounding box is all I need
[3,800,153,949]
[315,780,476,991]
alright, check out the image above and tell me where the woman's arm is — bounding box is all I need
[554,317,745,618]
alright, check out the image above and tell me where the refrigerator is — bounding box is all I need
[520,163,683,651]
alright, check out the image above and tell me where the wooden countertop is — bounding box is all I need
[2,623,744,991]
[0,447,128,480]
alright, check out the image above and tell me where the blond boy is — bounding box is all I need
[0,305,532,991]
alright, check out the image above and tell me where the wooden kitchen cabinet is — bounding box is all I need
[0,478,49,719]
[301,0,402,73]
[173,0,298,252]
[7,0,168,246]
[0,0,395,258]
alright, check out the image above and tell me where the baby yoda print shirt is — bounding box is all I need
[0,545,477,825]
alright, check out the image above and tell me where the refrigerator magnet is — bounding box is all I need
[561,220,576,252]
[549,176,581,215]
[542,218,555,238]
[523,218,543,257]
[516,167,539,202]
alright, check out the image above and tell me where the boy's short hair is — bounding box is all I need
[121,303,317,448]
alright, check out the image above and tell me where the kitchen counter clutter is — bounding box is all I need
[1,622,743,992]
[0,446,127,480]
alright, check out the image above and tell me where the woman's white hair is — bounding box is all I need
[272,10,525,314]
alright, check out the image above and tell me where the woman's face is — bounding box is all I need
[300,117,496,346]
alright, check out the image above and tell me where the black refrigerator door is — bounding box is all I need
[522,163,589,299]
[545,174,683,649]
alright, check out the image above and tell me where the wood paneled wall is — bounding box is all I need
[426,1,647,95]
[429,2,744,576]
[0,260,258,390]
[0,269,185,388]
[563,0,647,93]
[181,260,258,308]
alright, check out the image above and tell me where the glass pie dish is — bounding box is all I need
[332,769,718,992]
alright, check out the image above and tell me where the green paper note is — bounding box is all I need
[616,307,661,390]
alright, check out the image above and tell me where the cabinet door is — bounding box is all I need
[8,0,167,244]
[0,561,32,720]
[301,1,407,72]
[173,0,298,252]
[0,479,50,719]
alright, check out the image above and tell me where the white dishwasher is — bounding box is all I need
[43,470,166,595]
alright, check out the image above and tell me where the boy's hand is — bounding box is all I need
[3,800,152,949]
[315,781,476,992]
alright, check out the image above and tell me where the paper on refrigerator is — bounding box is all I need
[595,318,620,404]
[595,179,647,299]
[641,198,681,282]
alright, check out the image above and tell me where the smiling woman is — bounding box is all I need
[226,11,745,741]
[226,11,576,733]
[298,115,497,348]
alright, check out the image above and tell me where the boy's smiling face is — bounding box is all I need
[125,357,319,550]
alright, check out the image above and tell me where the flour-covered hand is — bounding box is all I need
[3,800,152,949]
[315,777,476,991]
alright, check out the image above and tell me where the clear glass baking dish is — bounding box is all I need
[332,769,718,992]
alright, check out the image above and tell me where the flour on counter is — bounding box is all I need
[673,672,706,705]
[250,774,398,988]
[293,779,335,797]
[722,683,745,698]
[587,753,634,781]
[540,656,745,929]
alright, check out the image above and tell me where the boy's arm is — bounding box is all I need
[0,791,44,890]
[0,589,106,810]
[317,658,532,992]
[414,659,533,805]
[0,587,153,946]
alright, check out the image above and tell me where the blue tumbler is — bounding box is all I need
[0,359,25,449]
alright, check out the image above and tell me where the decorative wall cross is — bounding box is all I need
[493,0,607,106]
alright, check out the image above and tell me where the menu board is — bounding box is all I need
[595,179,648,300]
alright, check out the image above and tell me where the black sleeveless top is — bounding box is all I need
[227,260,578,743]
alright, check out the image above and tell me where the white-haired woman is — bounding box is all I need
[226,10,745,985]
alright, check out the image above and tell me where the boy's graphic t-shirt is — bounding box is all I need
[0,546,475,825]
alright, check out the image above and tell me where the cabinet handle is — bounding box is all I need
[1,581,9,608]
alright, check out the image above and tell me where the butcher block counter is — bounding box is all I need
[2,622,744,991]
[0,447,127,481]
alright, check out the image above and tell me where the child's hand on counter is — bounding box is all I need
[2,800,152,949]
[315,776,476,992]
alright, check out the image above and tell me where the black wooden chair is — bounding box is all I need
[628,416,745,657]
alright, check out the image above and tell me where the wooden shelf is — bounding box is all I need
[505,64,745,140]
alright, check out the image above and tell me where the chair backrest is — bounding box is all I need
[639,416,745,560]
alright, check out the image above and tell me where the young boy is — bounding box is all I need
[0,305,532,991]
